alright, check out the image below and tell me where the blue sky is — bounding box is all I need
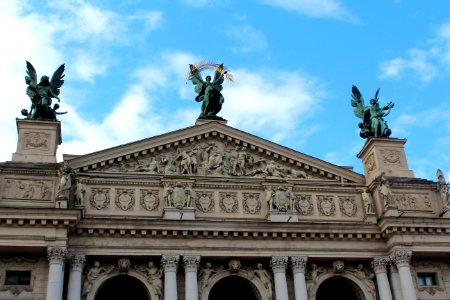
[1,0,450,182]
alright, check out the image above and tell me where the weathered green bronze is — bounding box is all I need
[21,61,67,121]
[188,62,231,120]
[351,85,394,139]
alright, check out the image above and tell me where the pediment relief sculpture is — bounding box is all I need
[94,140,317,180]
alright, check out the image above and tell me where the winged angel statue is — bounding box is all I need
[351,85,394,139]
[187,62,233,119]
[21,61,67,121]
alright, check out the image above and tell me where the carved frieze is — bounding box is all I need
[23,132,50,150]
[140,189,160,211]
[115,189,135,211]
[295,194,313,216]
[242,193,261,214]
[90,188,111,210]
[317,195,335,216]
[2,178,52,200]
[96,139,315,180]
[338,196,357,217]
[364,153,376,174]
[219,192,238,213]
[394,193,432,211]
[195,191,215,213]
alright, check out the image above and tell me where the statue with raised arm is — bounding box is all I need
[21,61,67,121]
[187,61,233,119]
[351,86,394,139]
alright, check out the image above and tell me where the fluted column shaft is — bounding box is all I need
[372,256,393,300]
[162,255,179,300]
[291,256,308,300]
[46,247,67,300]
[271,256,289,300]
[389,265,403,300]
[183,256,200,300]
[391,250,416,300]
[67,253,85,300]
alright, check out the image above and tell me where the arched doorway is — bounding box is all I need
[316,276,365,300]
[94,274,150,300]
[209,276,259,300]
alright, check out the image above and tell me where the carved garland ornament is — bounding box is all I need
[242,193,261,214]
[23,132,50,150]
[90,188,110,210]
[195,191,215,213]
[365,154,376,174]
[295,194,313,216]
[338,196,357,217]
[219,192,238,213]
[140,189,160,211]
[115,189,135,211]
[381,149,401,164]
[317,195,335,216]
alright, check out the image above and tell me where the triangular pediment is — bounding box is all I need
[66,121,364,184]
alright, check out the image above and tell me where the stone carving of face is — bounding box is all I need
[332,260,345,273]
[229,259,241,273]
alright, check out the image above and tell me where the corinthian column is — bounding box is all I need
[162,255,179,300]
[183,256,200,300]
[391,250,416,300]
[46,246,67,300]
[271,256,289,300]
[67,253,85,300]
[371,256,392,300]
[291,256,308,300]
[389,264,403,300]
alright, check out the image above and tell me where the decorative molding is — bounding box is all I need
[115,189,135,211]
[90,188,111,210]
[219,192,238,213]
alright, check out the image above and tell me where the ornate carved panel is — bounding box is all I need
[242,193,261,214]
[219,192,238,213]
[115,189,135,211]
[393,193,432,211]
[2,178,53,200]
[338,196,358,217]
[381,149,401,165]
[90,188,110,210]
[140,189,160,211]
[23,132,50,150]
[294,194,313,216]
[364,153,376,174]
[317,195,336,216]
[195,191,215,213]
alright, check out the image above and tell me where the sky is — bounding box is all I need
[1,0,450,182]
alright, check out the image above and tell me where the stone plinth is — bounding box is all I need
[12,119,62,163]
[164,207,195,220]
[357,138,414,184]
[267,211,298,222]
[195,118,227,126]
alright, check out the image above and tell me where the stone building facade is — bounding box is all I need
[0,118,449,300]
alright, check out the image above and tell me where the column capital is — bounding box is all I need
[47,246,67,265]
[183,255,200,272]
[69,253,86,272]
[162,255,180,272]
[271,256,288,274]
[291,256,308,273]
[390,249,412,267]
[371,256,390,274]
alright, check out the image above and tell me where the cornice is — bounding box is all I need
[0,208,80,229]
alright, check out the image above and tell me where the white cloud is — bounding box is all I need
[225,24,267,54]
[258,0,358,21]
[129,11,163,32]
[379,22,450,83]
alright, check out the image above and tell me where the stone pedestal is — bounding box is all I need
[195,118,227,126]
[357,138,414,184]
[267,211,298,222]
[12,119,62,163]
[364,213,377,224]
[164,207,195,220]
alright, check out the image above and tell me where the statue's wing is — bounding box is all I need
[50,64,65,96]
[189,64,204,93]
[351,85,365,119]
[374,88,380,102]
[26,61,37,85]
[212,63,225,85]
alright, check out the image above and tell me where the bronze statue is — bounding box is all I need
[351,85,394,139]
[187,62,233,119]
[21,61,67,121]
